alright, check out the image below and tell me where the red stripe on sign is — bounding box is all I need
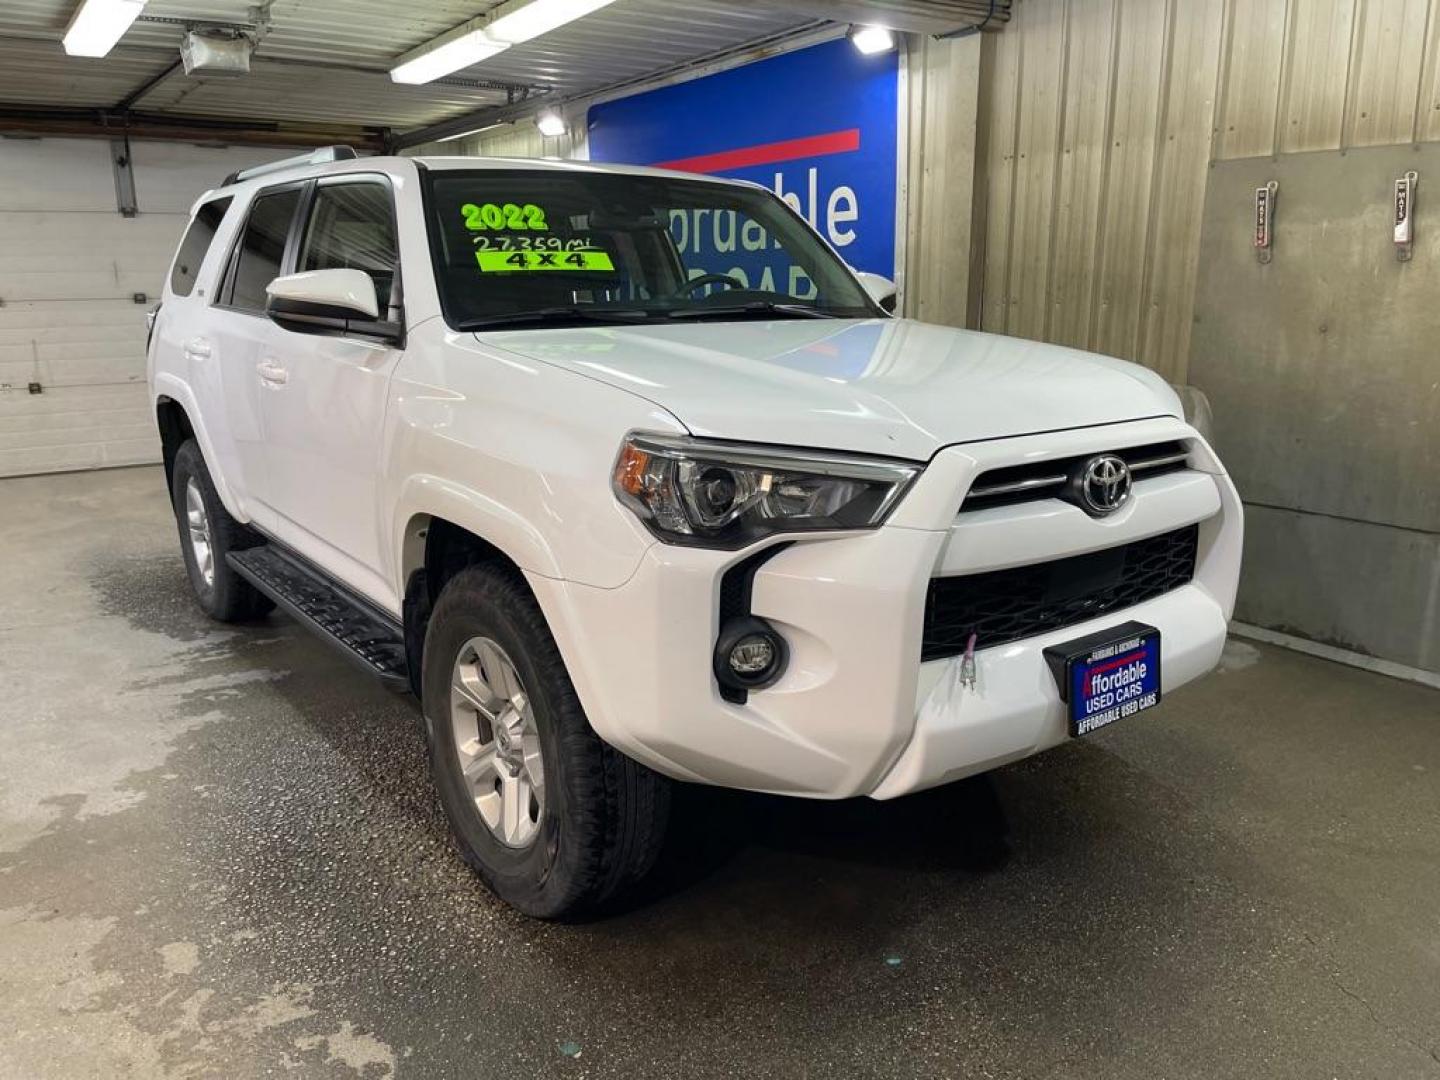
[654,128,861,174]
[1086,649,1148,678]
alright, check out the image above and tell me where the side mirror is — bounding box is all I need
[265,269,401,343]
[267,268,378,319]
[854,270,898,314]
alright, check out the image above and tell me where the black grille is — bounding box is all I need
[921,525,1199,661]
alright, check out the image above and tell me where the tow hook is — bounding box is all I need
[960,632,978,691]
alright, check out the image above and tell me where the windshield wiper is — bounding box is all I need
[665,301,839,321]
[457,306,656,331]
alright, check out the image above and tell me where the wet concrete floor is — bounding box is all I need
[2,466,1437,1078]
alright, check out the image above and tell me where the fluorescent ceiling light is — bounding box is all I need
[63,0,147,58]
[536,110,566,137]
[484,0,619,45]
[390,0,618,84]
[390,24,509,85]
[848,24,895,55]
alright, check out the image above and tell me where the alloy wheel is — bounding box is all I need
[449,636,545,848]
[184,477,214,588]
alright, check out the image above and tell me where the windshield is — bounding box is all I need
[422,168,882,329]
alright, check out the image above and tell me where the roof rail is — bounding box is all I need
[222,145,359,187]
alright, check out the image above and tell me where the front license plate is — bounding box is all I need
[1044,622,1162,737]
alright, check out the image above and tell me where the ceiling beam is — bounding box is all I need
[392,89,553,150]
[113,56,182,112]
[0,106,389,150]
[761,2,1009,35]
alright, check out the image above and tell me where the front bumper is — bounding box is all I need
[534,418,1243,800]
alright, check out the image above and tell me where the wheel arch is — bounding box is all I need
[397,504,557,697]
[150,376,245,519]
[155,395,193,491]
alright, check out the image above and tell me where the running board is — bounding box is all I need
[227,545,410,690]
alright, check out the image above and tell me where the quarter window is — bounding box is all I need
[225,187,302,312]
[169,197,231,297]
[297,182,398,312]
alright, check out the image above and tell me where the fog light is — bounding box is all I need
[729,634,775,676]
[713,616,788,695]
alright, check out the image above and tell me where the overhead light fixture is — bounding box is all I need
[848,24,895,55]
[63,0,147,58]
[390,23,509,84]
[484,0,619,45]
[536,110,566,138]
[389,0,619,84]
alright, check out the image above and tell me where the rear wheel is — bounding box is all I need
[422,563,671,919]
[170,439,272,622]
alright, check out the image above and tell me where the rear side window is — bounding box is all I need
[169,197,231,297]
[298,181,398,311]
[224,187,302,312]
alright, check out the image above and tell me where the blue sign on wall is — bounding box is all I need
[587,38,899,280]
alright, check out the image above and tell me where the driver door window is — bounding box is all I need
[296,181,398,314]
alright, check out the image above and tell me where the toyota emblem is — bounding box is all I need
[1077,454,1132,516]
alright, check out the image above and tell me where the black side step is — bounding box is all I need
[228,545,410,690]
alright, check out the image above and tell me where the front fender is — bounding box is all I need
[392,473,567,587]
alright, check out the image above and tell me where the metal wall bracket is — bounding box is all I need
[110,136,138,217]
[1394,170,1417,262]
[1254,181,1277,263]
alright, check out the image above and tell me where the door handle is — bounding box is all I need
[257,359,289,386]
[183,337,212,362]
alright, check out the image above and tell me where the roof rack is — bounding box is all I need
[222,145,358,187]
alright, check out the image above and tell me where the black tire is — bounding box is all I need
[170,439,273,623]
[422,563,671,919]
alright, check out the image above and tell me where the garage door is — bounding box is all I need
[0,138,288,477]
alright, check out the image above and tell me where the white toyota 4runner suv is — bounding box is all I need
[148,147,1242,918]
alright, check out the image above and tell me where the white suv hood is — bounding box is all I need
[480,318,1181,461]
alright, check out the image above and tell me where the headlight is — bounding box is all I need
[613,433,921,548]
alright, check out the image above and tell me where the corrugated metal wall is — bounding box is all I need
[404,115,585,160]
[902,33,984,324]
[976,0,1440,381]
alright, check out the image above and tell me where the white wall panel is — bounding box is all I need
[0,137,290,477]
[0,137,115,212]
[129,143,292,213]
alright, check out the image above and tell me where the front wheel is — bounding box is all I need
[422,564,671,919]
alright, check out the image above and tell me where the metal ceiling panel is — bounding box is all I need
[0,1,830,132]
[133,59,508,129]
[0,37,158,107]
[471,0,815,93]
[0,0,505,60]
[196,0,506,68]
